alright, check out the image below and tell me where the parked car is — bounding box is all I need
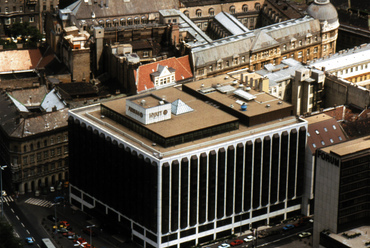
[243,235,255,242]
[298,232,312,238]
[282,224,295,231]
[60,220,71,229]
[25,237,34,245]
[1,190,6,196]
[50,186,55,192]
[230,240,243,246]
[218,243,231,248]
[62,231,75,237]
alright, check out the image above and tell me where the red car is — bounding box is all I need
[230,240,243,246]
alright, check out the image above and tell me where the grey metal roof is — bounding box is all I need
[41,88,67,112]
[214,11,250,36]
[190,16,319,69]
[311,43,370,71]
[64,0,179,20]
[176,10,213,45]
[255,58,305,87]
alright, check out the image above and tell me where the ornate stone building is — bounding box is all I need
[0,87,69,194]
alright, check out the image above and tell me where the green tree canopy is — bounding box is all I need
[10,22,42,43]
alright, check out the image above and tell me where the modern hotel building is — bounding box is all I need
[68,75,307,248]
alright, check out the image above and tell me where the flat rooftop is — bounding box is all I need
[321,135,370,157]
[103,87,238,138]
[183,75,293,118]
[70,86,302,158]
[325,225,370,247]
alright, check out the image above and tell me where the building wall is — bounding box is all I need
[324,75,370,109]
[0,125,69,194]
[0,0,40,37]
[68,111,307,248]
[71,48,90,82]
[179,0,264,32]
[313,150,341,247]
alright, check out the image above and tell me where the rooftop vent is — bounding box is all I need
[241,103,247,111]
[278,101,282,104]
[140,99,146,106]
[266,104,271,108]
[101,115,105,119]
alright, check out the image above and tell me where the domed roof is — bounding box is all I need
[306,0,338,24]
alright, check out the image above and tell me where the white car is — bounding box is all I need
[1,190,6,196]
[243,235,255,242]
[50,186,55,192]
[218,243,231,248]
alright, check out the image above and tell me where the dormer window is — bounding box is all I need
[151,65,176,87]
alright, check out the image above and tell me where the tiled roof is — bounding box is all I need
[135,55,193,93]
[0,49,42,72]
[305,114,347,154]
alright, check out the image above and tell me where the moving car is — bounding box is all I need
[230,240,243,246]
[218,243,231,248]
[25,237,34,245]
[243,235,255,242]
[50,186,55,192]
[298,232,312,238]
[282,224,295,231]
[1,190,6,196]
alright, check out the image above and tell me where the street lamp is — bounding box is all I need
[0,165,7,218]
[250,226,258,248]
[86,224,95,247]
[51,202,60,233]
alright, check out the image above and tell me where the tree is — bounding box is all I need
[0,217,23,248]
[9,22,42,44]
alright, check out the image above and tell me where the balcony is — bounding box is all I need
[27,0,37,4]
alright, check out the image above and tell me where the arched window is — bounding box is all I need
[242,4,248,13]
[141,16,147,24]
[127,17,133,25]
[37,142,40,149]
[255,3,261,11]
[113,19,118,26]
[134,17,140,25]
[229,6,235,14]
[24,145,27,152]
[120,18,126,26]
[196,9,202,17]
[30,144,34,151]
[184,10,190,17]
[209,8,214,16]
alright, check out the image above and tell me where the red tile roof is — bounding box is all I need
[135,55,193,93]
[0,49,42,72]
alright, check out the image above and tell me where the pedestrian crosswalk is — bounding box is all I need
[25,198,53,208]
[0,196,14,203]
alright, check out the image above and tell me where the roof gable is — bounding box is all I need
[135,55,193,93]
[251,30,279,52]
